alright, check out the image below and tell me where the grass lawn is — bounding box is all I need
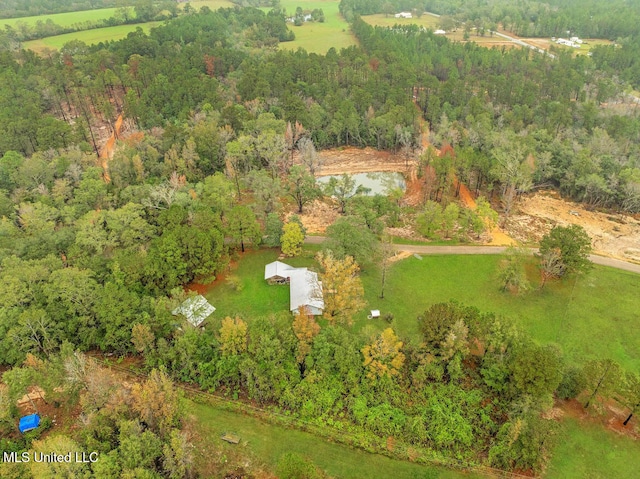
[1,8,122,29]
[199,246,640,371]
[262,0,357,53]
[191,400,481,479]
[546,418,640,478]
[362,12,439,29]
[202,246,322,320]
[22,22,161,52]
[357,255,640,371]
[558,38,614,56]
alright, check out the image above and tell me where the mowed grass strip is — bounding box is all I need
[191,400,480,479]
[262,0,357,53]
[23,22,161,52]
[1,8,123,28]
[358,255,640,371]
[546,418,640,478]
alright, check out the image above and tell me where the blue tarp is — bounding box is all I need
[19,414,40,433]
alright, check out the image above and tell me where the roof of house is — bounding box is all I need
[288,268,324,312]
[264,261,296,280]
[172,295,216,327]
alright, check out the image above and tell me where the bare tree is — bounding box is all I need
[298,137,322,175]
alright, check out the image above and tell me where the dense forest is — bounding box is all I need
[1,3,639,477]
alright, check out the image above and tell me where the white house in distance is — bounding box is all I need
[556,38,581,48]
[265,261,324,316]
[434,29,446,35]
[395,12,412,19]
[172,295,216,327]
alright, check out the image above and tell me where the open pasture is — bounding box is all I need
[263,0,357,53]
[358,254,640,371]
[1,8,123,29]
[22,22,161,52]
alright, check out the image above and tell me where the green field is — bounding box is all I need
[262,0,357,53]
[359,254,640,371]
[192,400,479,479]
[203,247,640,372]
[1,8,123,29]
[362,13,516,48]
[187,0,235,11]
[23,22,161,52]
[362,12,439,29]
[547,418,640,478]
[203,247,321,320]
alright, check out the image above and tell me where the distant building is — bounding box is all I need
[570,36,583,44]
[434,29,446,35]
[395,12,413,19]
[556,38,580,48]
[172,295,216,327]
[264,261,324,315]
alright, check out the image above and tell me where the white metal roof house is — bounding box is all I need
[265,261,324,315]
[434,29,446,35]
[264,261,296,283]
[395,12,413,19]
[288,268,324,316]
[172,295,216,327]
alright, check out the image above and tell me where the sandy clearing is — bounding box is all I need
[507,191,640,263]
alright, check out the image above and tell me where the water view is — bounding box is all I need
[316,172,406,196]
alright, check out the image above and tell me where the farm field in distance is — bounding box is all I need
[362,13,518,48]
[262,0,357,53]
[186,0,235,10]
[22,22,161,52]
[0,7,122,29]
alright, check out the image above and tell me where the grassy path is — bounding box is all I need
[192,400,482,479]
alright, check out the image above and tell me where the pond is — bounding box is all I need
[316,172,406,196]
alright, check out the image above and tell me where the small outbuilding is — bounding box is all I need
[172,295,216,328]
[434,29,446,35]
[19,414,41,434]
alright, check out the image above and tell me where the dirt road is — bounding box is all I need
[304,236,640,274]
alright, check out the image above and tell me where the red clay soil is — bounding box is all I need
[99,114,123,183]
[555,398,640,440]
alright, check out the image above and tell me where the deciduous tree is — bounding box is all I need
[280,221,305,257]
[316,252,365,325]
[362,328,405,380]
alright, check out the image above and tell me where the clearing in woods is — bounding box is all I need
[23,22,161,52]
[261,0,357,53]
[0,8,122,29]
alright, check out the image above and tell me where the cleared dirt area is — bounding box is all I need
[506,190,640,263]
[317,147,416,176]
